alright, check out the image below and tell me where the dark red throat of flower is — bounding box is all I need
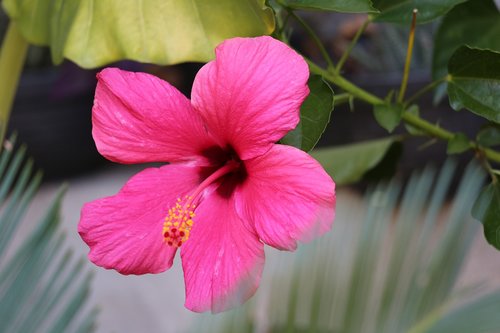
[163,160,241,248]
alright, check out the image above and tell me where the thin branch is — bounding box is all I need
[405,76,448,106]
[307,59,500,165]
[334,93,354,107]
[335,18,370,74]
[288,9,335,70]
[398,9,418,103]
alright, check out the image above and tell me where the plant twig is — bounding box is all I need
[334,93,354,106]
[288,9,335,70]
[476,147,498,183]
[306,59,500,164]
[398,9,418,103]
[308,59,381,105]
[0,22,29,145]
[335,18,370,74]
[401,111,453,141]
[275,7,292,43]
[405,76,448,106]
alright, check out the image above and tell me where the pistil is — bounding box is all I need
[163,160,240,247]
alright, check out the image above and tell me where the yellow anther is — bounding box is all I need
[163,196,196,248]
[161,161,241,248]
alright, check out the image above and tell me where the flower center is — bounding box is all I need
[163,196,195,247]
[163,160,240,247]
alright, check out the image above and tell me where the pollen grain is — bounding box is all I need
[163,196,195,248]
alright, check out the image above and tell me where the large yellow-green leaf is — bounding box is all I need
[2,0,275,68]
[283,0,377,13]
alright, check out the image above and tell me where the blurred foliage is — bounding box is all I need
[2,0,275,68]
[276,0,500,248]
[311,136,401,185]
[190,161,500,332]
[0,135,97,333]
[349,21,435,73]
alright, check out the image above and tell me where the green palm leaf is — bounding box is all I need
[0,135,97,333]
[192,160,500,333]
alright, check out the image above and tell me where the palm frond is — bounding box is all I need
[0,135,97,333]
[191,160,500,333]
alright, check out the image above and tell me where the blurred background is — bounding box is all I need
[0,8,485,182]
[2,6,500,333]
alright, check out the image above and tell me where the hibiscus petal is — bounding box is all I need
[93,68,214,164]
[78,164,202,275]
[191,36,309,160]
[181,193,265,313]
[235,144,336,251]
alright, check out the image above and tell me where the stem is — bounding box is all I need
[335,18,370,74]
[479,150,498,183]
[334,93,353,106]
[274,5,291,43]
[0,22,29,144]
[310,59,455,140]
[405,76,447,105]
[482,147,500,165]
[288,10,335,70]
[398,9,418,103]
[401,112,453,141]
[307,59,382,105]
[281,13,291,37]
[308,60,500,164]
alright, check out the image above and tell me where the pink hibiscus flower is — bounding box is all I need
[78,36,336,313]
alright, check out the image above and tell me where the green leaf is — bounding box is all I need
[446,132,470,154]
[283,0,378,13]
[432,0,500,80]
[472,182,500,250]
[373,103,403,133]
[477,126,500,147]
[404,105,425,135]
[281,75,334,152]
[447,46,500,123]
[310,136,400,185]
[2,0,275,68]
[362,140,402,181]
[372,0,467,24]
